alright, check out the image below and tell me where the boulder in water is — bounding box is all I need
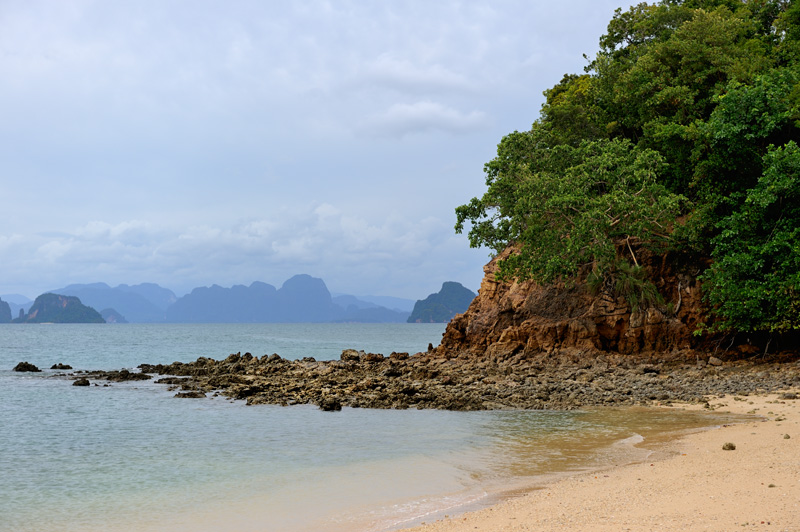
[318,397,342,411]
[13,361,41,372]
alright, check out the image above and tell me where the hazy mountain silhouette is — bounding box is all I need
[166,275,410,323]
[52,283,176,323]
[166,281,279,322]
[32,276,419,323]
[0,297,11,323]
[335,294,416,313]
[1,294,33,319]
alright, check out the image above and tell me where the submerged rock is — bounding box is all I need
[73,378,90,386]
[87,369,151,382]
[175,391,205,398]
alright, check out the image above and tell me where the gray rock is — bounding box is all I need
[13,361,41,372]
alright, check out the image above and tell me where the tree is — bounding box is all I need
[456,0,800,332]
[701,142,800,332]
[456,130,684,288]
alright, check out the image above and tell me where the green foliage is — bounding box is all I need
[588,260,665,312]
[616,261,665,311]
[541,74,604,146]
[456,131,684,285]
[693,66,800,205]
[701,142,800,332]
[597,3,777,193]
[456,0,800,333]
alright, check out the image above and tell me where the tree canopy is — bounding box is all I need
[456,0,800,334]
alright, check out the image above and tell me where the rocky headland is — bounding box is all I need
[436,247,799,361]
[60,246,800,411]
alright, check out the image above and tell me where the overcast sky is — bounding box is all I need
[1,0,636,300]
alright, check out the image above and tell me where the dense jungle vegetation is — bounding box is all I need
[456,0,800,335]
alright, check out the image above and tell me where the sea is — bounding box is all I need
[0,323,744,532]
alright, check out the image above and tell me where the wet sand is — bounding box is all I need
[405,391,800,532]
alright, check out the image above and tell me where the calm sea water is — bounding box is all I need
[0,323,741,532]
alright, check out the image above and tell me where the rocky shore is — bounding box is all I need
[70,348,800,411]
[32,242,800,412]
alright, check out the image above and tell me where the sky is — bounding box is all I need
[1,0,637,300]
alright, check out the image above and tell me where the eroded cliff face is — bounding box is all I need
[437,247,711,361]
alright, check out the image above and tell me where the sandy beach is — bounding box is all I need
[406,391,800,532]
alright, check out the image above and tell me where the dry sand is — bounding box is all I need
[405,391,800,532]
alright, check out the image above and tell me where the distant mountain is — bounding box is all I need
[116,283,177,310]
[344,294,416,313]
[101,308,128,324]
[335,306,410,323]
[0,293,32,305]
[332,295,380,310]
[331,295,409,322]
[166,275,410,323]
[13,293,105,323]
[167,275,341,323]
[277,274,341,322]
[52,283,176,323]
[18,277,415,324]
[0,298,11,323]
[166,281,280,322]
[2,294,33,319]
[407,282,476,323]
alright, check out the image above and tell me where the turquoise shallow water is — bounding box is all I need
[0,324,741,532]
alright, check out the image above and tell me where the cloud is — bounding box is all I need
[362,54,473,94]
[0,0,640,299]
[2,204,486,298]
[358,101,488,138]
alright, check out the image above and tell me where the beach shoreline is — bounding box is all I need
[402,390,800,532]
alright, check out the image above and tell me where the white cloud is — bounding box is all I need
[363,54,473,94]
[36,240,74,263]
[0,0,640,298]
[1,204,487,298]
[359,101,488,138]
